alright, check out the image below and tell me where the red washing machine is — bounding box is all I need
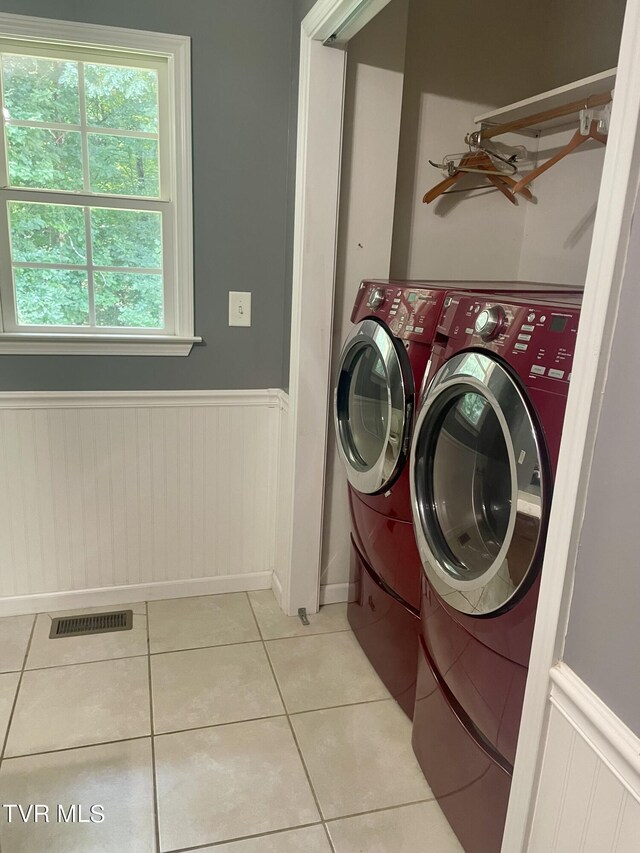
[408,291,582,853]
[334,280,451,717]
[333,280,579,718]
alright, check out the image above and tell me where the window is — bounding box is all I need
[0,15,195,355]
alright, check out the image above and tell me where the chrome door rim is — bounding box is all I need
[410,351,547,615]
[334,318,413,495]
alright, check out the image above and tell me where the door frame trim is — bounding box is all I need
[279,0,394,618]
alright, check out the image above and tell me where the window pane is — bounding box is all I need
[14,268,89,326]
[91,208,162,269]
[84,64,158,132]
[88,134,159,197]
[94,272,163,328]
[9,202,86,265]
[6,126,83,191]
[2,55,80,124]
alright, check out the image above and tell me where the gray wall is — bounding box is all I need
[280,0,318,390]
[564,200,640,736]
[0,0,303,391]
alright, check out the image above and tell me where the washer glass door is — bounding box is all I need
[411,351,547,615]
[433,391,512,578]
[335,318,413,495]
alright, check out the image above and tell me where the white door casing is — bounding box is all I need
[280,0,393,616]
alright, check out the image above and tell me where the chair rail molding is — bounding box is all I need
[528,663,640,852]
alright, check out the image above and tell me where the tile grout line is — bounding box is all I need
[162,820,326,852]
[323,795,438,823]
[0,615,37,766]
[0,615,36,853]
[24,651,150,673]
[2,733,153,762]
[245,593,336,852]
[146,601,162,853]
[161,794,440,853]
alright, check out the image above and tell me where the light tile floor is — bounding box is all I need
[0,590,463,852]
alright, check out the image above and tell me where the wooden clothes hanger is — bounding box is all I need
[423,150,533,204]
[423,89,612,206]
[512,119,607,194]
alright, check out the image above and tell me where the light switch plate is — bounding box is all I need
[229,291,251,327]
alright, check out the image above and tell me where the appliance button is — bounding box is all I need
[465,327,474,335]
[518,333,531,342]
[530,365,545,375]
[527,312,536,322]
[521,324,535,332]
[515,343,528,351]
[414,327,424,334]
[405,325,414,332]
[540,315,547,322]
[548,368,564,379]
[389,311,397,316]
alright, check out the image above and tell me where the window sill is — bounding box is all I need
[0,333,202,356]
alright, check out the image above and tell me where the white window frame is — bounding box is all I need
[0,13,197,356]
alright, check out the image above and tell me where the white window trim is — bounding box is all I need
[0,12,198,356]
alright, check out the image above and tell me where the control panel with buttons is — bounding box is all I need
[435,292,581,390]
[352,281,449,345]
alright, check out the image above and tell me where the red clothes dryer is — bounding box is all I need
[409,291,582,853]
[334,280,579,718]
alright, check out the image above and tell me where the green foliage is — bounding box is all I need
[95,272,163,328]
[2,54,79,123]
[6,127,83,191]
[91,208,162,269]
[85,63,158,132]
[9,202,86,264]
[14,269,89,326]
[2,53,164,329]
[88,134,159,197]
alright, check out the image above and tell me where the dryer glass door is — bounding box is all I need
[335,318,413,494]
[410,351,548,615]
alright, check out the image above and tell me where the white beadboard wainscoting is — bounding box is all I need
[0,389,288,616]
[528,663,640,852]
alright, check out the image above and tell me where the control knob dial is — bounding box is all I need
[475,305,505,340]
[367,288,386,310]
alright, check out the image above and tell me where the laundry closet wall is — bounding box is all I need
[0,0,309,612]
[321,0,625,594]
[390,0,625,285]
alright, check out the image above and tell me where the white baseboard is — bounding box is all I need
[319,581,356,605]
[0,572,273,617]
[528,663,640,852]
[271,571,284,609]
